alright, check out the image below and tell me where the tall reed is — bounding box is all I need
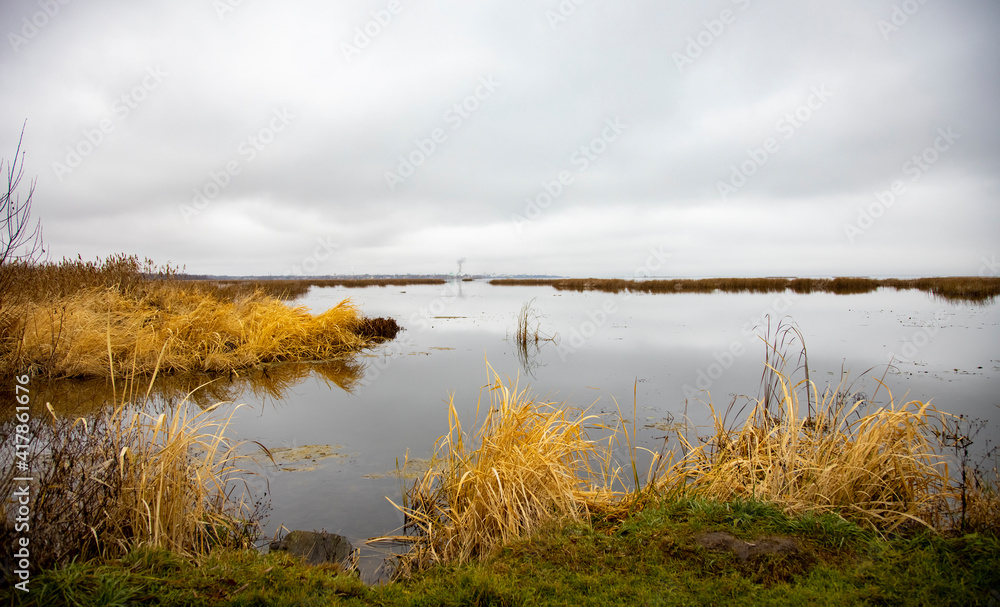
[0,373,267,576]
[381,347,995,574]
[658,372,953,533]
[378,366,626,573]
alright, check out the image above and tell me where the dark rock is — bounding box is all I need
[269,530,354,567]
[693,531,803,561]
[356,316,401,340]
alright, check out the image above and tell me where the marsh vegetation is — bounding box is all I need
[0,375,267,578]
[376,346,997,580]
[2,278,999,603]
[0,255,400,379]
[491,276,1000,303]
[512,299,556,376]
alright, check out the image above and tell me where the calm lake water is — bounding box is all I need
[35,281,1000,580]
[205,280,997,579]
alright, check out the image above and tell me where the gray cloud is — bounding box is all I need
[2,0,997,277]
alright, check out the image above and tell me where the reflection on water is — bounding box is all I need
[23,358,364,416]
[24,280,1000,581]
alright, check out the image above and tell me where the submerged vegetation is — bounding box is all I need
[491,275,1000,303]
[0,255,400,379]
[512,299,556,376]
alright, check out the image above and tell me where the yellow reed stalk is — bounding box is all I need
[383,364,624,570]
[658,370,953,533]
[11,283,377,378]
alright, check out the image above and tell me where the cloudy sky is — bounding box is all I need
[2,1,997,278]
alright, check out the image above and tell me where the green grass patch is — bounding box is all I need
[7,497,998,606]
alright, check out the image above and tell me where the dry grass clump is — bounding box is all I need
[101,399,264,556]
[381,351,997,574]
[659,373,953,533]
[7,284,373,378]
[963,471,1000,535]
[513,299,557,376]
[1,255,404,379]
[355,316,402,341]
[378,367,625,572]
[0,380,266,574]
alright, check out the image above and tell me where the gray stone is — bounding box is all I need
[269,530,354,567]
[693,531,803,561]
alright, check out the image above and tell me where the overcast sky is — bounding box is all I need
[2,1,997,277]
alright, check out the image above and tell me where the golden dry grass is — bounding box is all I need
[658,373,953,533]
[380,356,997,573]
[1,255,402,379]
[97,397,263,556]
[4,283,377,379]
[0,369,267,570]
[376,366,630,572]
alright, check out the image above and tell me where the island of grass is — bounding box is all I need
[0,255,401,379]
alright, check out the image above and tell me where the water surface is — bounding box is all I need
[210,281,998,579]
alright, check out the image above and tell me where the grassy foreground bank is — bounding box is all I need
[8,497,999,606]
[8,361,996,605]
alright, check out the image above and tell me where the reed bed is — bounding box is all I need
[383,353,996,574]
[6,285,371,378]
[0,378,267,574]
[1,256,401,379]
[658,375,953,533]
[489,276,1000,302]
[377,367,629,573]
